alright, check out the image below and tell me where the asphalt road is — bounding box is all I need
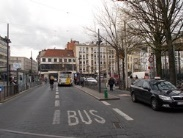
[0,83,183,138]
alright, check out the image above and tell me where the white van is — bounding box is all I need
[132,71,149,79]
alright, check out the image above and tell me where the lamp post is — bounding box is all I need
[30,51,33,82]
[78,51,82,85]
[5,24,11,93]
[97,29,102,93]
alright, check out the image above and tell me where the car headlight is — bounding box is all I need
[159,95,172,101]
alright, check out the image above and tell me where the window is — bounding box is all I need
[48,58,51,62]
[68,59,71,62]
[54,58,57,62]
[142,81,150,89]
[134,80,144,87]
[64,59,67,62]
[59,59,62,62]
[73,59,75,62]
[42,58,46,62]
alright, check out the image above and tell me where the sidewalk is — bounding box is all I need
[74,85,120,101]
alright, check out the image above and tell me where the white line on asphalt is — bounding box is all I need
[56,92,59,95]
[0,128,75,138]
[53,110,60,124]
[119,94,130,97]
[55,100,60,107]
[101,101,111,105]
[113,108,133,121]
[55,95,59,99]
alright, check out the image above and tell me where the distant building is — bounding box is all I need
[10,56,38,73]
[0,36,8,72]
[37,49,76,79]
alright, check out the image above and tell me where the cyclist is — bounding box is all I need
[49,76,54,90]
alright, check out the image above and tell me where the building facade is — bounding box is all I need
[74,43,116,76]
[10,56,38,73]
[37,49,76,79]
[0,36,8,72]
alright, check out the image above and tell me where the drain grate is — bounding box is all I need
[113,122,122,129]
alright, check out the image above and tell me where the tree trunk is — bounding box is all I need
[116,51,123,89]
[168,40,176,85]
[155,49,162,77]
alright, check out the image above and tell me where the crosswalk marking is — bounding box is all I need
[113,108,133,121]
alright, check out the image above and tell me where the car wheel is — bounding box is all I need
[131,92,137,102]
[151,98,160,111]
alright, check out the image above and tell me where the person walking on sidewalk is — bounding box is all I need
[108,77,115,91]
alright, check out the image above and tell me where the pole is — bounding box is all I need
[98,29,101,93]
[6,24,10,94]
[124,21,128,89]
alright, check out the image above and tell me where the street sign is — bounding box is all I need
[148,56,154,63]
[13,63,21,70]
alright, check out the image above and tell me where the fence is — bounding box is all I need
[0,69,42,102]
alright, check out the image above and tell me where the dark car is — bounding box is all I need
[130,78,183,111]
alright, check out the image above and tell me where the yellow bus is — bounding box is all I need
[58,71,75,86]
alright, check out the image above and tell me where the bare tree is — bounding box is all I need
[121,0,166,79]
[158,0,183,85]
[85,0,143,89]
[121,0,183,85]
[85,1,124,89]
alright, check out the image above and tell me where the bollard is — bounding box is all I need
[104,88,108,99]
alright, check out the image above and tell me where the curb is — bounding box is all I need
[74,85,120,101]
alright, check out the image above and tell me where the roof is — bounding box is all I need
[42,49,75,58]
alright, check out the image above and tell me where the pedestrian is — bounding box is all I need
[80,77,84,87]
[135,75,138,79]
[108,77,115,91]
[49,76,54,90]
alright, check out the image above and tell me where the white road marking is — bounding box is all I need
[101,101,111,105]
[67,110,106,126]
[55,95,59,99]
[68,111,79,126]
[0,129,74,138]
[113,108,133,121]
[56,92,59,95]
[55,100,60,107]
[119,94,130,97]
[53,110,60,124]
[78,110,92,124]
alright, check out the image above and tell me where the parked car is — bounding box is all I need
[130,78,183,111]
[85,77,98,85]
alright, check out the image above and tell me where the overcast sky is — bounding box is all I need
[0,0,106,60]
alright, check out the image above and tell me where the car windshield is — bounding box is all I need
[151,81,177,90]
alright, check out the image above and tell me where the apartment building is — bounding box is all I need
[66,40,116,76]
[10,56,38,73]
[37,49,76,79]
[0,36,8,72]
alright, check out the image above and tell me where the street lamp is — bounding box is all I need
[5,24,11,93]
[97,29,102,93]
[30,51,33,82]
[78,51,82,85]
